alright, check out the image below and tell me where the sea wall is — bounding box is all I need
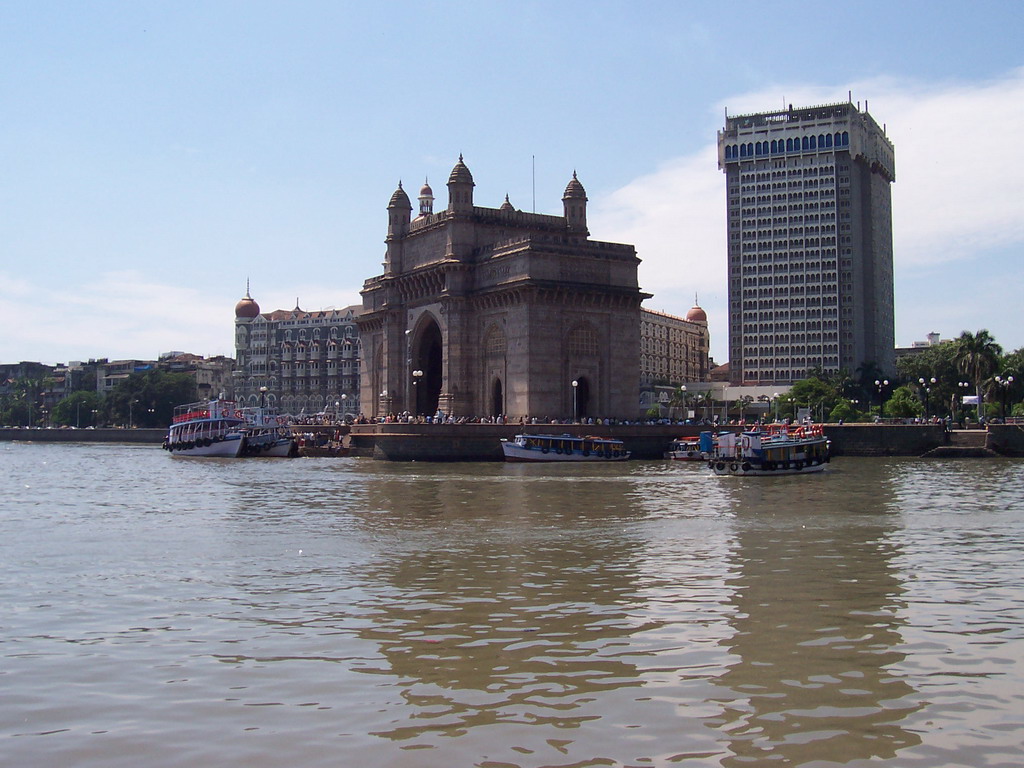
[5,423,1021,460]
[0,427,165,444]
[988,424,1024,457]
[824,424,947,457]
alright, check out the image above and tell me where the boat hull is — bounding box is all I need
[242,435,296,457]
[502,445,631,462]
[709,457,828,476]
[667,449,707,461]
[166,434,244,458]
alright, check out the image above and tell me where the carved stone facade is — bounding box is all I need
[358,157,648,420]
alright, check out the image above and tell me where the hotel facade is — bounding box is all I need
[718,101,896,385]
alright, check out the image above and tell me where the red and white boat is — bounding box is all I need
[163,400,246,458]
[708,424,830,476]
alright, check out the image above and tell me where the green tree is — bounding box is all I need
[107,369,197,427]
[896,340,960,416]
[886,385,924,419]
[51,391,105,427]
[2,377,45,426]
[953,330,1002,419]
[828,399,868,423]
[788,376,841,421]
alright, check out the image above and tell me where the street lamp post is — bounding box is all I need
[341,393,348,421]
[918,377,936,418]
[412,370,423,414]
[572,379,579,422]
[129,399,138,429]
[994,375,1015,420]
[773,392,780,423]
[957,381,972,423]
[874,379,889,418]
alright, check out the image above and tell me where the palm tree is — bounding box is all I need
[953,330,1002,419]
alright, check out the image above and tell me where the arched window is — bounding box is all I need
[825,133,833,148]
[567,323,599,357]
[483,324,506,358]
[842,132,849,146]
[786,138,794,152]
[809,135,817,149]
[802,136,810,151]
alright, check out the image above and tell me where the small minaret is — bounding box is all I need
[447,154,475,214]
[385,181,412,274]
[562,171,588,234]
[418,178,434,216]
[387,181,412,239]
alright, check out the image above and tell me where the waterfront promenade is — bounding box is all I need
[3,423,1023,460]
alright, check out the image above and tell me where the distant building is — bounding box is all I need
[895,331,953,360]
[640,304,711,388]
[157,352,235,401]
[233,294,362,416]
[358,157,647,420]
[96,359,158,395]
[718,99,896,385]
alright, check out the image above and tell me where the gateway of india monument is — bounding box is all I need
[359,156,650,421]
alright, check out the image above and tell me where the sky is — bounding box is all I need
[3,1,1023,367]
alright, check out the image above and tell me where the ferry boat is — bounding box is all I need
[666,435,709,461]
[707,424,830,476]
[163,400,246,457]
[501,433,630,462]
[239,406,297,458]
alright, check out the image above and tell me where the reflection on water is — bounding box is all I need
[2,444,1024,767]
[713,461,920,765]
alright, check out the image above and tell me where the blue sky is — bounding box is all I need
[3,1,1023,366]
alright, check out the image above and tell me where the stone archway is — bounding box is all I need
[413,318,443,416]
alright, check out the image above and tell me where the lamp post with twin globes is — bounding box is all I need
[994,375,1015,420]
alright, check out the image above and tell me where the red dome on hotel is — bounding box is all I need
[235,294,261,319]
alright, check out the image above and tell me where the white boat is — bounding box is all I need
[163,400,246,458]
[708,424,830,476]
[239,406,297,458]
[666,437,708,461]
[501,433,630,462]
